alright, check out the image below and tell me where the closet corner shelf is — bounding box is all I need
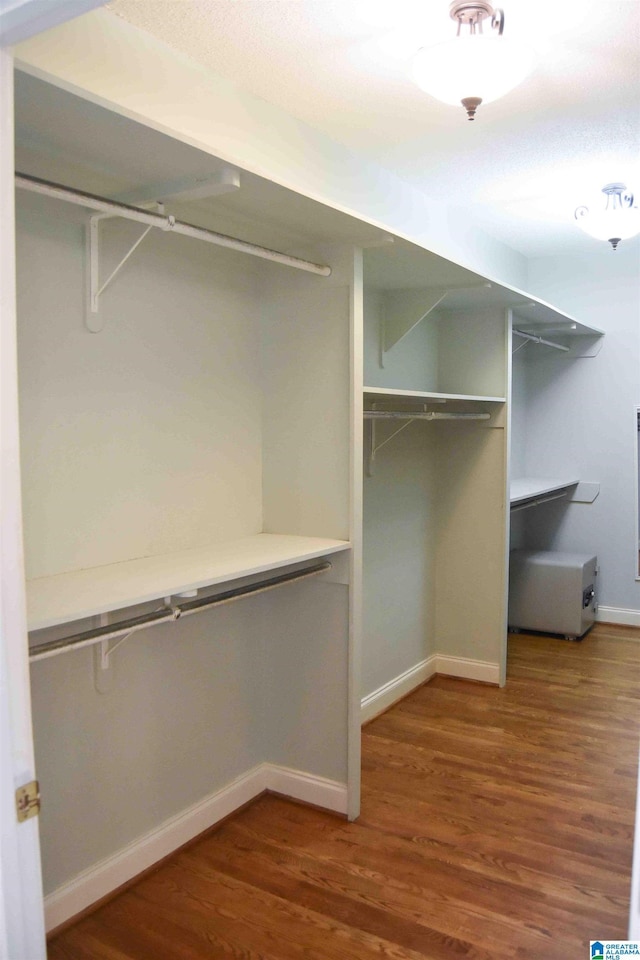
[363,387,506,404]
[510,478,579,506]
[26,534,350,632]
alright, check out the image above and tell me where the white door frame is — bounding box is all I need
[0,44,46,960]
[0,0,104,47]
[0,5,105,956]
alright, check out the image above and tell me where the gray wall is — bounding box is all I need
[523,244,640,613]
[18,190,351,895]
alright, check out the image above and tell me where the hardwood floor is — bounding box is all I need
[48,625,640,959]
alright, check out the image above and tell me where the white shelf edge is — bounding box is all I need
[512,321,604,338]
[27,533,351,632]
[364,386,506,403]
[491,281,605,338]
[510,477,580,505]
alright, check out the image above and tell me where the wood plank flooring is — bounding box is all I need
[48,625,640,959]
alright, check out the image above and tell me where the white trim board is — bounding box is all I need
[361,654,500,724]
[361,657,437,725]
[44,763,347,933]
[629,743,640,939]
[435,655,501,684]
[597,607,640,628]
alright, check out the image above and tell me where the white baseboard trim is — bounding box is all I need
[360,656,437,724]
[434,654,501,685]
[44,763,347,933]
[265,765,348,814]
[597,606,640,628]
[360,653,500,724]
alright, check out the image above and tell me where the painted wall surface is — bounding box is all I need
[434,417,508,667]
[257,580,349,780]
[362,289,436,696]
[362,293,508,700]
[508,346,529,552]
[17,191,351,895]
[510,347,528,479]
[523,246,640,613]
[14,9,528,293]
[31,577,349,895]
[16,193,264,578]
[30,604,264,893]
[363,423,437,696]
[261,248,353,543]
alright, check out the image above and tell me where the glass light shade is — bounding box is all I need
[575,198,640,243]
[413,34,531,106]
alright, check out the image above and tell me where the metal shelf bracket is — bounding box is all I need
[86,205,173,333]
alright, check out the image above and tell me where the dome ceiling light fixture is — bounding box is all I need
[412,1,531,120]
[574,183,640,251]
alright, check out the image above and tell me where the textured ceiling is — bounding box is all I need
[102,1,640,256]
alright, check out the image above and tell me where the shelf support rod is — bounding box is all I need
[512,328,570,353]
[16,171,331,286]
[364,411,490,421]
[365,408,490,475]
[510,491,567,512]
[29,561,332,664]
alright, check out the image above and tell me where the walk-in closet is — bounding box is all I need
[509,312,603,551]
[14,71,366,926]
[12,66,604,932]
[361,243,510,705]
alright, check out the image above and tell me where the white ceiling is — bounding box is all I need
[103,0,640,259]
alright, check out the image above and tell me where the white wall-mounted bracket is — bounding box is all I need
[381,283,491,365]
[366,401,421,476]
[92,612,137,693]
[92,599,182,693]
[86,207,175,333]
[566,481,600,503]
[93,630,134,689]
[365,415,412,476]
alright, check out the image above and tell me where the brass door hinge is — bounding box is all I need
[16,780,40,823]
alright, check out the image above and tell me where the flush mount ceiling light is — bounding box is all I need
[574,183,640,251]
[412,1,531,120]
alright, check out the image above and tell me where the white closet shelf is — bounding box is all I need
[510,478,579,505]
[364,387,506,403]
[27,534,350,631]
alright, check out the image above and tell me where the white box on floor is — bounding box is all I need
[508,550,597,639]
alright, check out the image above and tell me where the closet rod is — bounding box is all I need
[510,492,567,513]
[364,411,490,421]
[15,173,332,278]
[513,329,570,353]
[28,561,331,663]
